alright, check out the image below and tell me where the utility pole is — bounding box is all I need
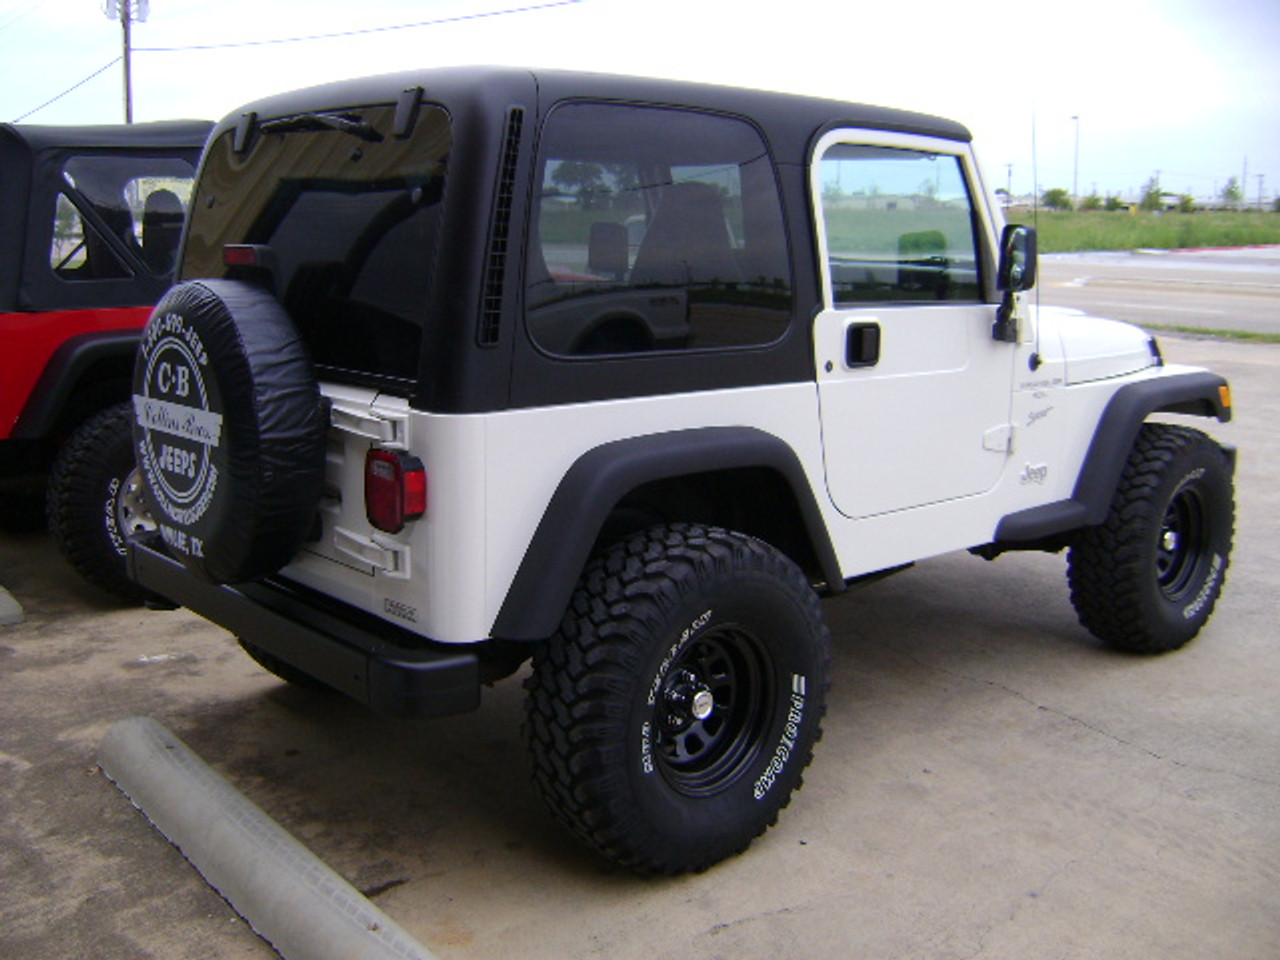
[1260,175,1267,211]
[1071,115,1080,205]
[103,1,149,123]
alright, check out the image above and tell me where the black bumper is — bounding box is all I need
[128,539,481,718]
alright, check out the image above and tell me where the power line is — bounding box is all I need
[11,0,582,123]
[136,0,582,52]
[12,58,122,122]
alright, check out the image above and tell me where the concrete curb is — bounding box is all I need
[0,586,24,625]
[99,716,438,960]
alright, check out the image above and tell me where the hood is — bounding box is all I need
[1033,305,1160,385]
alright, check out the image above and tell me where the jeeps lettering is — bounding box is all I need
[133,312,222,528]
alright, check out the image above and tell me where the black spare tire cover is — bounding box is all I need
[131,279,328,584]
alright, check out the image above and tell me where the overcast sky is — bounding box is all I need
[3,0,1277,203]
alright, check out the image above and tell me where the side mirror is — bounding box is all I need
[993,224,1037,342]
[997,224,1037,292]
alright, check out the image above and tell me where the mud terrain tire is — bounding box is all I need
[524,523,829,874]
[48,402,156,602]
[1068,423,1233,653]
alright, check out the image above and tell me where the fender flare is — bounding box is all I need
[995,370,1233,543]
[491,426,843,641]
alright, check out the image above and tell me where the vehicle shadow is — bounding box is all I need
[161,548,1113,892]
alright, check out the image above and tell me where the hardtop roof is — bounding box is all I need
[208,65,972,157]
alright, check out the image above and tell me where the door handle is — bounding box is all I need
[846,322,881,367]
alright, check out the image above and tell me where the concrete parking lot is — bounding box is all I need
[2,334,1277,960]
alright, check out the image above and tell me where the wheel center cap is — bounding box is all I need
[691,689,715,721]
[1162,530,1179,552]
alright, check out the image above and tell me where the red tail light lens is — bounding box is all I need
[365,449,427,533]
[223,244,260,267]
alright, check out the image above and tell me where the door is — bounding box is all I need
[812,132,1014,519]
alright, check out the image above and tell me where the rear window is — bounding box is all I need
[182,104,450,385]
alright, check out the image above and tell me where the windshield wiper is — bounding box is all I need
[259,113,384,143]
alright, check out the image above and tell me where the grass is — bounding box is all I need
[1026,210,1280,253]
[1142,323,1280,344]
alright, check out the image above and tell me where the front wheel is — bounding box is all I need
[1068,423,1233,653]
[524,524,830,874]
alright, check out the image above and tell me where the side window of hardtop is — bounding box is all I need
[527,102,792,357]
[816,142,983,305]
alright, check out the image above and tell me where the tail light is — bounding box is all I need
[365,449,426,533]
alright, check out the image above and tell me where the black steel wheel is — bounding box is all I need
[524,523,829,874]
[651,625,771,798]
[1069,423,1233,653]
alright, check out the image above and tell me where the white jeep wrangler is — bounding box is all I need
[128,67,1234,875]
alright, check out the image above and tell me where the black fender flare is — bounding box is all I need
[995,371,1233,543]
[491,426,843,641]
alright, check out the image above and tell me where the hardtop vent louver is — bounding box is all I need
[478,107,524,347]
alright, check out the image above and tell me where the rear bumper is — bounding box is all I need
[128,538,481,718]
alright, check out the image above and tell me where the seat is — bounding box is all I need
[141,189,184,274]
[630,181,741,287]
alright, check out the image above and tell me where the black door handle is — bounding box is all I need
[846,322,881,367]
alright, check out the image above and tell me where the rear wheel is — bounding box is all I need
[1068,423,1233,653]
[524,523,829,874]
[48,403,157,602]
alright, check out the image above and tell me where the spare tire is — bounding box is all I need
[131,279,328,584]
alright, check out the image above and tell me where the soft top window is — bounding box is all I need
[528,102,792,357]
[52,155,194,280]
[182,104,451,386]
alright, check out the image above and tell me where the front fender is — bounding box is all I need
[996,370,1232,543]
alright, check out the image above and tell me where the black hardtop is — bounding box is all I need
[193,67,977,415]
[206,65,971,157]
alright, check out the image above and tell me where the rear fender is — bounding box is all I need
[491,426,842,641]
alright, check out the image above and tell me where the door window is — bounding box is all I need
[818,145,981,304]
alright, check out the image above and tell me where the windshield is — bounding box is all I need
[182,103,451,385]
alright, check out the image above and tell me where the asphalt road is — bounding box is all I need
[1039,247,1280,335]
[2,308,1278,959]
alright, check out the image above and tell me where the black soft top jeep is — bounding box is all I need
[127,67,1233,874]
[1,120,210,596]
